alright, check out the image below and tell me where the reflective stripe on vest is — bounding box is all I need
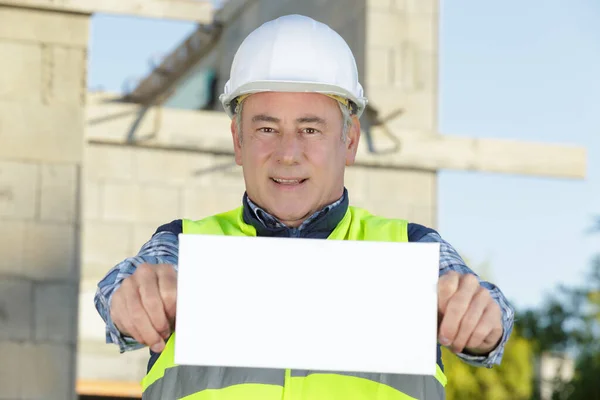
[144,363,447,400]
[141,206,447,400]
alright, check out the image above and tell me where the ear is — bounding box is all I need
[345,115,361,166]
[231,117,243,166]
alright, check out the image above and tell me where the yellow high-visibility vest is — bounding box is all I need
[141,205,447,400]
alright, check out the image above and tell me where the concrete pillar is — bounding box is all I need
[360,0,439,228]
[364,0,438,132]
[0,5,88,399]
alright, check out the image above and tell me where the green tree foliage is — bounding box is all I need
[517,222,600,400]
[439,256,535,399]
[443,325,534,400]
[443,219,600,400]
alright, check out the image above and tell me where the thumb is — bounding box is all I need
[151,339,166,353]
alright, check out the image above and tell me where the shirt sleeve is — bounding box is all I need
[93,229,180,353]
[413,228,515,368]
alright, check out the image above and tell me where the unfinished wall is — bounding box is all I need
[0,6,88,400]
[80,144,436,269]
[77,0,440,391]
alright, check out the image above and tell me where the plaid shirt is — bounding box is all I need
[94,194,514,368]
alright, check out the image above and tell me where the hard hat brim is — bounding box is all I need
[219,80,367,118]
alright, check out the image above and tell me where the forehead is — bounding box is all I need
[242,92,340,119]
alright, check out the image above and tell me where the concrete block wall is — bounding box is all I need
[81,144,436,268]
[345,166,436,226]
[0,6,88,400]
[77,144,249,386]
[81,145,247,279]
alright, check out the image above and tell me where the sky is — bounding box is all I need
[87,0,599,311]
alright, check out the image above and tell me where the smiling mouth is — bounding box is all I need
[271,178,308,185]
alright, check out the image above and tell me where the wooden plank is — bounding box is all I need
[76,379,142,398]
[0,0,213,22]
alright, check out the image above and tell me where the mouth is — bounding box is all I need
[270,177,308,186]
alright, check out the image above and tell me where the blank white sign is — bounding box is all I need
[175,234,440,376]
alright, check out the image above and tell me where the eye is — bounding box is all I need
[302,128,320,134]
[258,127,276,133]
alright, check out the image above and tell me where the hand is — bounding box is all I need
[437,271,503,355]
[110,263,177,353]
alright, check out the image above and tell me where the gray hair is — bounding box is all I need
[234,97,354,145]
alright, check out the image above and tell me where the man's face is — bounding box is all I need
[231,92,361,227]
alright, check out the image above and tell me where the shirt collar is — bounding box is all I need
[242,188,349,237]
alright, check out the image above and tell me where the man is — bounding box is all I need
[94,14,514,400]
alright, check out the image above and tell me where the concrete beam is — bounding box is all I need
[85,101,587,180]
[123,23,222,106]
[0,0,214,22]
[360,130,587,180]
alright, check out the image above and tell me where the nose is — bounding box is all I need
[275,132,302,165]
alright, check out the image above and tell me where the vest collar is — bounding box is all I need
[242,188,349,238]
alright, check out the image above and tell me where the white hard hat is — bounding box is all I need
[219,14,368,118]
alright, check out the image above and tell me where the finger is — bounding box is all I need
[156,266,178,326]
[116,281,148,344]
[438,273,480,346]
[136,267,172,339]
[450,287,489,353]
[110,280,133,336]
[125,280,165,352]
[120,315,145,347]
[437,271,460,315]
[466,303,503,351]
